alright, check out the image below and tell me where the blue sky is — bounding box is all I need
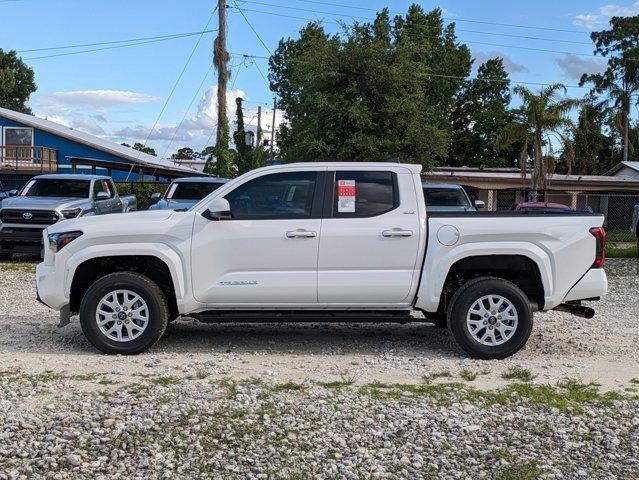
[1,0,636,158]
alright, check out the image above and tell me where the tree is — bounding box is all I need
[561,97,615,175]
[448,58,514,167]
[121,142,156,156]
[581,15,639,163]
[0,50,36,114]
[269,5,471,167]
[233,97,253,175]
[497,84,579,191]
[171,147,195,160]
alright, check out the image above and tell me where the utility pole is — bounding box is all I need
[256,106,262,146]
[269,97,277,162]
[213,0,231,177]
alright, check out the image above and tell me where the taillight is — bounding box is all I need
[590,227,606,268]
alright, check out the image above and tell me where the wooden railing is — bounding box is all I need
[0,146,57,173]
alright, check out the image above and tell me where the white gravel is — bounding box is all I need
[0,259,638,478]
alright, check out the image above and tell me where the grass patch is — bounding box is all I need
[502,366,535,382]
[149,376,180,387]
[630,378,639,385]
[0,261,36,273]
[274,381,306,392]
[606,244,637,258]
[460,369,477,382]
[195,369,209,380]
[497,461,542,480]
[606,229,635,243]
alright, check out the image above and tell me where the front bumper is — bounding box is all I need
[0,226,44,254]
[35,262,69,311]
[563,268,608,303]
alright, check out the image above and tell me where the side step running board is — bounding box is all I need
[194,310,416,323]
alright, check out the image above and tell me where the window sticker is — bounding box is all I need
[165,183,178,199]
[337,180,356,212]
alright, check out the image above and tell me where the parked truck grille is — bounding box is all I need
[0,209,58,225]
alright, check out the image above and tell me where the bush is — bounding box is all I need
[116,182,168,210]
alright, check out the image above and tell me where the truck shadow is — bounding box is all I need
[0,315,459,358]
[155,318,460,357]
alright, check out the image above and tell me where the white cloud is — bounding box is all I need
[472,51,528,73]
[50,90,161,106]
[573,1,639,29]
[555,53,606,80]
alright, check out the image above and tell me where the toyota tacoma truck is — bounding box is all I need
[0,174,136,259]
[149,176,228,211]
[35,163,608,359]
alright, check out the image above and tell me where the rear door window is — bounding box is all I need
[330,171,398,218]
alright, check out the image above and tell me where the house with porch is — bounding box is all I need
[0,107,201,189]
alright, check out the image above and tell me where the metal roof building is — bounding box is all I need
[0,107,201,188]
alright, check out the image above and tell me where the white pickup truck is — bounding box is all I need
[36,163,608,359]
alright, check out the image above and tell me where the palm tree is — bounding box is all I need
[497,84,580,192]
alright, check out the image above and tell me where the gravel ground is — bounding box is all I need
[0,258,638,478]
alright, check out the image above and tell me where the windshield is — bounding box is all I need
[423,187,470,207]
[165,182,224,200]
[20,179,91,198]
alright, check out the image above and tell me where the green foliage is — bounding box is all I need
[0,49,36,114]
[581,15,639,163]
[233,97,253,175]
[269,5,471,167]
[497,84,579,190]
[116,182,168,210]
[449,58,516,168]
[121,142,157,157]
[171,147,195,160]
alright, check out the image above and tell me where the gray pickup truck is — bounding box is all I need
[0,174,136,258]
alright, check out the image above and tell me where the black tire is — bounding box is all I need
[79,272,169,355]
[447,277,533,360]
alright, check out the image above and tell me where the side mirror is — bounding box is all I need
[202,197,232,221]
[150,192,161,202]
[474,200,486,209]
[8,190,18,197]
[95,191,110,201]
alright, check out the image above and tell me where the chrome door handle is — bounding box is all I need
[286,229,317,238]
[382,229,413,237]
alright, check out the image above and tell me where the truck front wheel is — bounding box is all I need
[447,277,533,360]
[79,272,169,355]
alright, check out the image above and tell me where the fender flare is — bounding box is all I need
[415,242,554,312]
[63,243,187,300]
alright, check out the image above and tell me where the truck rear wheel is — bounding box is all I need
[447,277,533,360]
[79,272,169,355]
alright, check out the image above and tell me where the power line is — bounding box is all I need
[284,0,592,35]
[160,64,215,160]
[24,31,216,61]
[232,1,273,55]
[131,9,217,179]
[234,52,592,89]
[240,1,594,46]
[17,30,217,54]
[237,8,606,60]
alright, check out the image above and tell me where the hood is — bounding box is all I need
[0,196,88,211]
[47,209,175,234]
[150,198,198,211]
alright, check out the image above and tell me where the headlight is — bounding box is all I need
[60,208,82,218]
[48,231,83,253]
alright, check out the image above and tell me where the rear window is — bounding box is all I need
[423,187,470,207]
[20,179,91,198]
[166,182,224,200]
[332,171,398,218]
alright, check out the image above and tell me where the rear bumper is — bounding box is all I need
[563,268,608,303]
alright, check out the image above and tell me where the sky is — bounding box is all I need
[1,0,637,159]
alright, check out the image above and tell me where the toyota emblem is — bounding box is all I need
[22,212,33,220]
